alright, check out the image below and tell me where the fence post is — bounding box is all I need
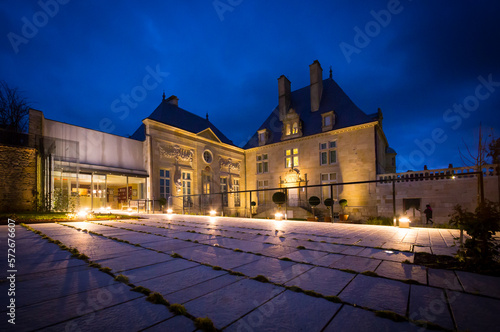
[392,178,396,226]
[330,184,334,221]
[249,191,253,218]
[285,188,288,220]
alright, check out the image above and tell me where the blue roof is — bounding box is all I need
[130,100,234,145]
[243,77,377,149]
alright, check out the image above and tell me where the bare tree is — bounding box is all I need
[488,137,500,164]
[0,81,30,133]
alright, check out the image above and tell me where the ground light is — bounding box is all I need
[399,217,410,228]
[210,210,217,217]
[275,212,283,221]
[167,208,173,214]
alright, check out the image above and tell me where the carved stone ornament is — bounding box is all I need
[284,168,303,184]
[158,144,194,165]
[219,157,241,172]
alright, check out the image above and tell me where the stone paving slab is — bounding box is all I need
[357,247,414,263]
[447,290,500,331]
[183,279,283,329]
[225,289,342,332]
[331,255,382,273]
[311,253,345,267]
[375,261,427,284]
[166,273,243,304]
[11,283,141,331]
[142,315,196,332]
[267,262,314,285]
[232,256,295,279]
[427,268,463,291]
[324,304,423,332]
[121,259,199,284]
[141,238,201,253]
[456,270,500,299]
[339,274,410,316]
[40,296,173,331]
[1,266,120,310]
[95,249,173,272]
[284,266,355,296]
[175,245,261,270]
[140,264,228,295]
[408,284,454,330]
[279,249,329,263]
[339,245,365,255]
[255,244,298,257]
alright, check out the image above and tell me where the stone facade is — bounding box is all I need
[144,119,246,216]
[0,145,37,212]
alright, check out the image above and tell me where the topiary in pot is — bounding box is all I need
[339,199,349,221]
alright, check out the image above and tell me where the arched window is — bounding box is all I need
[292,122,298,134]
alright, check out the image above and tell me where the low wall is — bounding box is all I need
[376,165,499,224]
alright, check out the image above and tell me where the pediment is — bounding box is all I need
[197,128,222,143]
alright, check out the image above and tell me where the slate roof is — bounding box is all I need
[130,100,234,145]
[243,77,378,149]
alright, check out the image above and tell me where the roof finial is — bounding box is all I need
[329,66,333,79]
[206,113,209,121]
[162,91,166,101]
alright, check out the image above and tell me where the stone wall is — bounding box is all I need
[376,166,499,224]
[0,145,37,212]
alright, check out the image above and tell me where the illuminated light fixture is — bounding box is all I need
[93,190,97,194]
[275,212,283,221]
[385,250,394,254]
[127,208,133,212]
[210,210,217,217]
[77,209,88,218]
[399,217,410,228]
[451,175,456,179]
[167,208,173,214]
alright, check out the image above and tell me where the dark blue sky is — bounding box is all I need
[2,1,499,172]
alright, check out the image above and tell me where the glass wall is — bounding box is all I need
[50,168,146,211]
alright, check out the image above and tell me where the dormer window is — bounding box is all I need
[292,122,299,134]
[321,111,335,132]
[258,129,268,146]
[286,124,291,135]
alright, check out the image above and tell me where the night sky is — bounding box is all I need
[1,1,499,172]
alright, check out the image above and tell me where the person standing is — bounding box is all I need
[424,204,433,224]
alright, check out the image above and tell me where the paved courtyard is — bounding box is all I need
[1,215,499,331]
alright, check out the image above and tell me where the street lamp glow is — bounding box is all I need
[167,208,173,214]
[275,212,283,220]
[210,210,217,216]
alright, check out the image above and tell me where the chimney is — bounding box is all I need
[278,75,291,121]
[166,95,178,106]
[309,60,323,112]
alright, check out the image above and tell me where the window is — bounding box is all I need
[233,179,240,207]
[320,141,337,165]
[321,173,338,202]
[322,111,335,132]
[182,172,192,207]
[286,124,291,135]
[159,169,170,199]
[257,180,269,205]
[292,122,298,134]
[258,129,267,146]
[285,148,299,168]
[203,174,211,194]
[203,150,213,164]
[257,154,269,174]
[220,177,228,207]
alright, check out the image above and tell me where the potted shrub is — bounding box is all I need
[339,199,349,221]
[272,192,287,220]
[324,198,334,222]
[158,197,167,213]
[250,201,257,215]
[308,196,320,221]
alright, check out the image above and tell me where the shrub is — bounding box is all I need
[449,201,500,266]
[366,216,393,226]
[194,317,216,332]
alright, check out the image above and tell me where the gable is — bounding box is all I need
[197,128,222,143]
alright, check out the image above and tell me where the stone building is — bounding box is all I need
[12,60,498,223]
[244,60,396,219]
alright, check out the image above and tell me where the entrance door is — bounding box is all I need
[288,188,299,206]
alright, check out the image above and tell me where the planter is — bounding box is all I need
[307,217,318,222]
[324,216,332,223]
[339,214,349,221]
